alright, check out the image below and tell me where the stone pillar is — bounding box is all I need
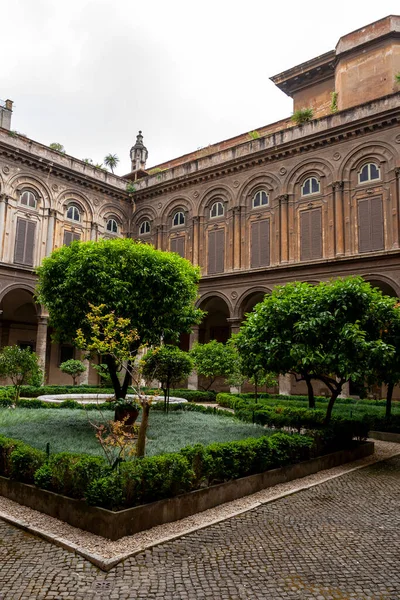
[78,353,90,385]
[233,207,241,270]
[192,216,199,265]
[394,168,400,249]
[187,325,199,390]
[91,222,98,241]
[156,225,163,250]
[46,209,56,256]
[0,195,8,259]
[333,181,344,256]
[36,316,48,380]
[279,373,292,396]
[279,195,289,264]
[227,317,241,336]
[339,380,350,399]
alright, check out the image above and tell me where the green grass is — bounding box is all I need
[0,408,269,458]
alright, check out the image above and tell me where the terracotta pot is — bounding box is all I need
[114,406,139,425]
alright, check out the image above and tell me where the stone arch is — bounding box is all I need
[7,173,53,210]
[57,190,94,221]
[233,287,271,319]
[198,184,233,217]
[285,158,335,195]
[339,142,397,182]
[161,195,193,223]
[238,172,281,210]
[197,293,232,344]
[363,274,400,297]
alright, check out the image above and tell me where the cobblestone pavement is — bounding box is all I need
[0,457,399,600]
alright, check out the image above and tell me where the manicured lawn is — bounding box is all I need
[0,408,269,458]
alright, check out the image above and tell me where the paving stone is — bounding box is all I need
[1,457,400,598]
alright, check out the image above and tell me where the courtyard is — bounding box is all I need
[0,451,399,599]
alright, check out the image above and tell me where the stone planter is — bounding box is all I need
[114,406,139,425]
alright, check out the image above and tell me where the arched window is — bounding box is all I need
[172,211,185,227]
[106,218,118,234]
[301,177,320,196]
[358,162,381,184]
[252,190,269,208]
[66,203,81,222]
[20,190,37,209]
[139,220,151,235]
[210,201,224,218]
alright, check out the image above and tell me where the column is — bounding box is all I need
[233,207,241,270]
[394,168,400,249]
[90,222,98,241]
[156,225,163,250]
[227,317,241,336]
[192,216,200,265]
[339,381,350,399]
[77,351,90,385]
[36,316,48,381]
[0,195,8,260]
[279,195,289,264]
[187,325,199,390]
[46,209,56,256]
[333,181,344,256]
[279,373,292,396]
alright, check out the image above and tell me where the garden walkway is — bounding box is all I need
[1,453,400,598]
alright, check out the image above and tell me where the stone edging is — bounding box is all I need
[0,442,373,542]
[369,430,400,443]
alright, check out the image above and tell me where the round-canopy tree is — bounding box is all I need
[36,238,202,398]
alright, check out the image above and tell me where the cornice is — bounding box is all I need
[133,96,400,201]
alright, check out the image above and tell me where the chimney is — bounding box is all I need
[0,98,13,130]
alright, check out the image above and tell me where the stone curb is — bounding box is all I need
[1,445,400,572]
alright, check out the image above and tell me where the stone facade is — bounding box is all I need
[0,15,399,393]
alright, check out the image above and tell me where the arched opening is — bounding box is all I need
[0,289,39,351]
[239,291,267,320]
[367,279,398,298]
[198,296,230,344]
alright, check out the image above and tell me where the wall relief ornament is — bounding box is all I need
[158,202,162,208]
[233,180,240,188]
[193,191,199,198]
[2,166,10,175]
[51,184,59,192]
[279,167,287,175]
[230,291,238,300]
[333,152,341,161]
[395,134,400,144]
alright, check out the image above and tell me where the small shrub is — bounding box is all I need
[9,445,46,483]
[291,108,314,125]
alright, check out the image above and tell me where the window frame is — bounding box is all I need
[210,201,224,219]
[301,177,320,197]
[139,220,151,236]
[106,218,119,234]
[252,190,269,209]
[172,211,185,228]
[358,162,381,185]
[20,189,37,209]
[66,203,81,223]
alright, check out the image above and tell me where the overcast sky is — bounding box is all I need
[3,0,399,175]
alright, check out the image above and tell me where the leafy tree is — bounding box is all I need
[36,238,202,399]
[0,346,43,401]
[104,154,120,174]
[236,277,396,422]
[59,359,86,385]
[141,345,193,412]
[49,142,65,153]
[190,340,237,390]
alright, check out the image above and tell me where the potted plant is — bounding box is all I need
[113,398,140,426]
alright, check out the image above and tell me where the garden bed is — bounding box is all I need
[0,441,374,539]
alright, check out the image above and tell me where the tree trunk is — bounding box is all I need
[105,354,122,398]
[304,375,315,409]
[324,388,340,424]
[386,381,394,420]
[162,387,167,412]
[136,401,150,458]
[254,374,258,404]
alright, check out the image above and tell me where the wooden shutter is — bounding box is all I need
[170,236,185,258]
[63,231,81,246]
[358,197,384,253]
[14,218,36,266]
[208,229,225,274]
[251,220,270,268]
[300,209,322,261]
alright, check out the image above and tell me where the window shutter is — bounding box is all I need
[25,222,36,266]
[358,197,384,253]
[370,197,384,251]
[251,222,260,268]
[63,231,73,246]
[300,211,311,261]
[259,219,270,266]
[14,219,27,264]
[72,232,81,243]
[208,230,216,274]
[177,236,185,258]
[310,209,322,259]
[14,218,36,266]
[215,229,225,273]
[170,237,177,254]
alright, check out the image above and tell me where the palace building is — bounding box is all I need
[1,15,400,395]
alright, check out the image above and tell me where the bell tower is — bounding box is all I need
[130,131,148,173]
